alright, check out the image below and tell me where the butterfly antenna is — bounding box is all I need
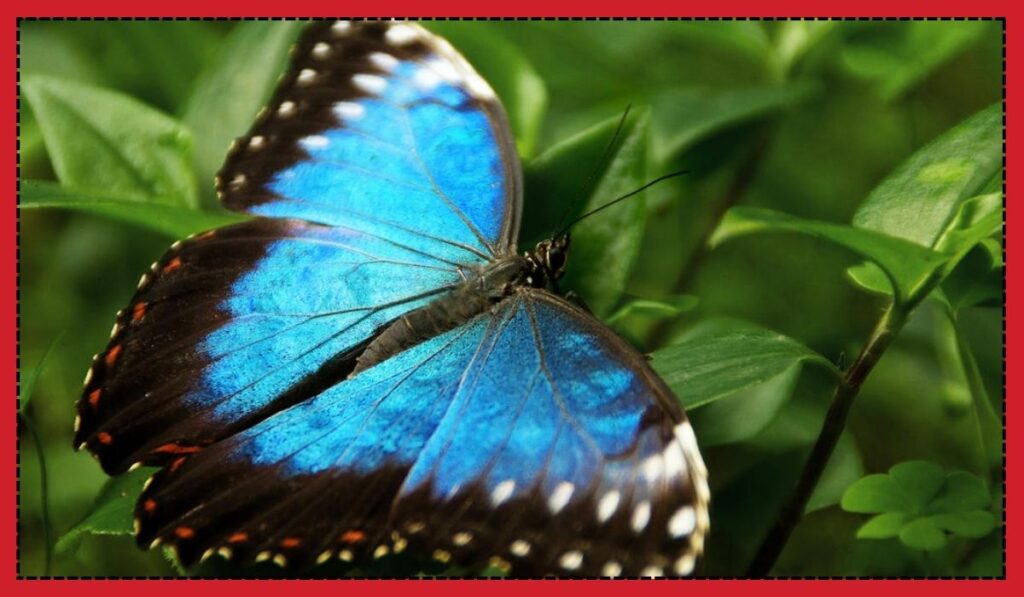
[553,103,634,234]
[555,169,690,237]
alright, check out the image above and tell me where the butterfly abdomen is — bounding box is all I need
[352,257,529,375]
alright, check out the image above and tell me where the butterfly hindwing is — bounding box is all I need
[134,292,708,576]
[217,20,522,256]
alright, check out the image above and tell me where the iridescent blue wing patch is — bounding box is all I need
[74,218,467,474]
[216,20,522,256]
[134,292,709,577]
[74,21,521,474]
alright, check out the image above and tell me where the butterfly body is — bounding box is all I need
[74,20,709,577]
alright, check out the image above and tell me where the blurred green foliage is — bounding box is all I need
[18,19,1003,578]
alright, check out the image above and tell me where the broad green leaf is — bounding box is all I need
[525,110,650,317]
[840,21,988,101]
[928,471,991,513]
[426,22,548,158]
[840,474,912,514]
[21,180,244,238]
[24,76,197,207]
[56,467,157,554]
[899,518,947,551]
[711,206,947,304]
[889,460,946,511]
[857,512,908,539]
[853,103,1001,249]
[605,295,698,328]
[941,240,1003,310]
[651,321,838,411]
[182,21,303,205]
[652,83,813,161]
[929,511,996,538]
[690,363,801,448]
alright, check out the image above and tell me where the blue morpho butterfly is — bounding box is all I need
[73,20,709,577]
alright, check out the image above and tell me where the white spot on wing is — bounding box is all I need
[491,479,515,505]
[248,135,266,150]
[642,454,664,481]
[277,100,297,117]
[385,23,421,45]
[548,481,574,513]
[352,74,388,95]
[311,42,331,60]
[641,565,664,578]
[452,531,472,546]
[331,21,351,36]
[559,550,583,571]
[297,68,317,85]
[597,490,620,523]
[368,52,399,72]
[411,66,443,92]
[674,553,696,576]
[299,135,329,150]
[333,101,365,121]
[601,561,622,577]
[669,506,696,538]
[631,500,651,532]
[509,539,530,557]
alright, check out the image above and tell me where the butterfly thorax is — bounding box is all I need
[352,236,570,376]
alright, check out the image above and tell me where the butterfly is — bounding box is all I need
[73,20,709,578]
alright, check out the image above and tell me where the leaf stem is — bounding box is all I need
[746,304,908,577]
[21,410,54,576]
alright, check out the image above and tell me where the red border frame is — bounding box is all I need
[6,1,1015,594]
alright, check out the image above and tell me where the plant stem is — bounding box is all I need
[22,410,54,576]
[746,304,908,577]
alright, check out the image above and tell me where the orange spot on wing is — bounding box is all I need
[162,257,182,273]
[97,432,112,445]
[152,443,201,456]
[174,526,195,539]
[169,456,186,472]
[143,499,157,514]
[132,302,148,322]
[340,530,366,544]
[104,345,122,367]
[280,537,301,549]
[196,230,216,241]
[87,389,101,410]
[228,532,249,544]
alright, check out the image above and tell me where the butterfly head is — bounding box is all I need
[525,234,571,288]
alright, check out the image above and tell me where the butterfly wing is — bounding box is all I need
[74,20,522,474]
[217,20,522,255]
[135,291,708,576]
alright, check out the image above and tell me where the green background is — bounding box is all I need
[18,20,1003,577]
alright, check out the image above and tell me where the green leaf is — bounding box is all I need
[941,241,1003,309]
[24,76,197,207]
[711,206,947,304]
[650,320,838,411]
[525,110,650,317]
[889,460,946,512]
[929,471,991,513]
[853,103,1001,249]
[605,295,698,328]
[21,180,245,238]
[775,21,838,73]
[182,21,304,205]
[652,83,813,160]
[857,512,908,539]
[690,363,801,448]
[841,474,912,514]
[426,22,548,158]
[929,511,996,538]
[841,21,988,101]
[898,517,948,551]
[56,467,157,554]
